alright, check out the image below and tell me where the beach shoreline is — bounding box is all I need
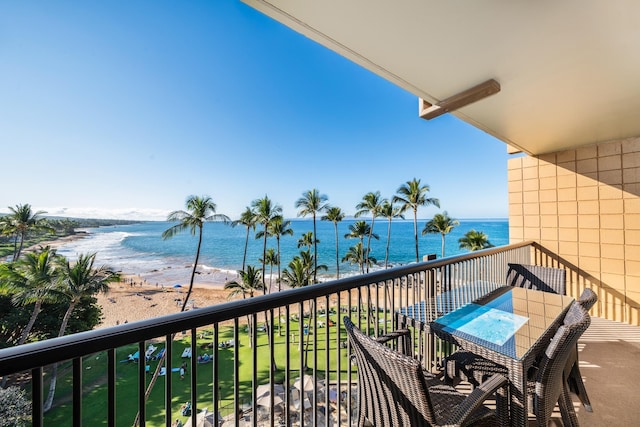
[25,232,240,328]
[95,279,232,328]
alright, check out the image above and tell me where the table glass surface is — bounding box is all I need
[431,286,574,360]
[398,281,505,324]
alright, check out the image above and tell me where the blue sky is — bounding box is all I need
[0,1,509,221]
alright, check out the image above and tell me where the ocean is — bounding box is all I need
[55,218,509,284]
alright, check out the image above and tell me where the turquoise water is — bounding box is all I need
[56,218,508,281]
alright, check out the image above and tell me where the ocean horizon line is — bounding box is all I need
[88,216,510,224]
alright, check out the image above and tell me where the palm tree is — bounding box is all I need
[0,247,61,346]
[295,189,328,284]
[321,206,344,278]
[5,204,55,261]
[267,215,293,289]
[281,252,327,368]
[281,256,310,289]
[458,230,495,252]
[261,248,278,293]
[342,242,376,274]
[0,247,61,388]
[355,191,386,272]
[267,215,293,335]
[224,265,264,345]
[252,196,282,293]
[43,253,118,412]
[344,220,378,249]
[297,231,317,249]
[224,265,263,299]
[422,211,460,258]
[379,200,404,269]
[138,195,228,425]
[232,207,257,272]
[295,232,314,283]
[162,195,230,312]
[393,178,440,262]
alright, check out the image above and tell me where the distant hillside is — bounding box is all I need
[42,216,143,228]
[0,214,141,228]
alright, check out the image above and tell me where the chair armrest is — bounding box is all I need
[375,329,413,357]
[444,373,509,426]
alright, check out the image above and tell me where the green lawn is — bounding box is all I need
[42,312,367,426]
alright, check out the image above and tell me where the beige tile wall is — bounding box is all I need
[509,137,640,325]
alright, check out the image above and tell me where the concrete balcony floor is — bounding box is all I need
[566,316,640,426]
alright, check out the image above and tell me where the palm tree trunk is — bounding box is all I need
[312,215,318,284]
[333,224,340,279]
[385,219,392,269]
[261,229,268,295]
[43,301,77,412]
[242,227,250,272]
[12,234,19,261]
[257,230,277,369]
[441,233,445,258]
[303,300,315,369]
[14,231,26,261]
[277,238,285,336]
[17,301,41,345]
[413,209,419,262]
[181,226,203,312]
[365,218,375,273]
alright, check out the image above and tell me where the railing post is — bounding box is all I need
[108,349,116,427]
[32,367,43,427]
[72,357,82,427]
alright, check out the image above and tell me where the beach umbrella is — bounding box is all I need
[293,375,315,392]
[173,284,182,288]
[256,383,285,398]
[256,393,284,408]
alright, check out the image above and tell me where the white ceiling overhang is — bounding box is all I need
[243,0,640,155]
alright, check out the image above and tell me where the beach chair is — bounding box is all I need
[153,348,165,361]
[145,344,157,360]
[197,354,212,364]
[180,401,191,417]
[181,347,192,358]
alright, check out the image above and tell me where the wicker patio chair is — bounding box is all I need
[532,301,591,426]
[445,300,592,426]
[344,316,509,427]
[565,288,597,412]
[506,263,566,295]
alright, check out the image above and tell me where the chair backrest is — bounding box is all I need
[533,302,591,423]
[577,287,597,311]
[343,316,436,426]
[506,263,566,295]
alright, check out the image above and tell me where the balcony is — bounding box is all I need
[1,241,638,426]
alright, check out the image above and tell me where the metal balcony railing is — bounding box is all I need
[0,242,536,427]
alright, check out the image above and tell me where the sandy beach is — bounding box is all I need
[95,280,233,328]
[33,232,358,329]
[27,233,240,328]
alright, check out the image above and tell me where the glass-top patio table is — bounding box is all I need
[398,284,574,427]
